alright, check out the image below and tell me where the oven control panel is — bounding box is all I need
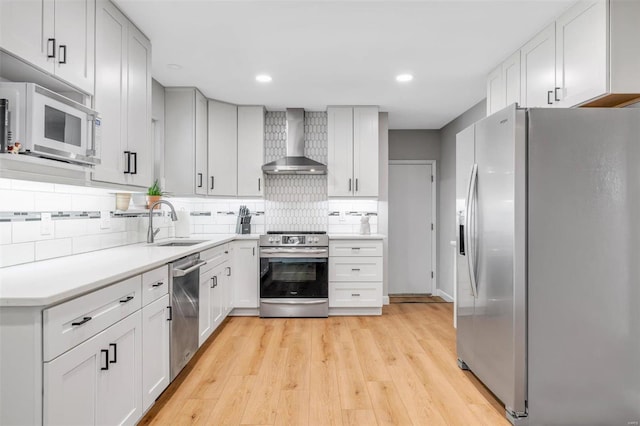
[260,234,329,247]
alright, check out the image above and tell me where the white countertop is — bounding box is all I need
[328,234,385,240]
[0,232,384,307]
[0,234,259,307]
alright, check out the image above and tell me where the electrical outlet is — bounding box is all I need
[339,211,346,222]
[100,210,111,229]
[40,213,52,235]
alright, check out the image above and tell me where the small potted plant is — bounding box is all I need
[146,180,163,210]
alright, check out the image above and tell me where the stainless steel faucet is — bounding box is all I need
[147,200,178,243]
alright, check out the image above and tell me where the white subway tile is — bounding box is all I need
[12,221,54,243]
[0,242,35,267]
[54,219,88,238]
[328,224,353,234]
[71,194,114,211]
[110,218,126,233]
[35,238,72,261]
[253,224,265,234]
[193,225,204,233]
[0,222,11,244]
[0,189,35,211]
[34,192,73,211]
[72,235,101,254]
[100,232,126,249]
[202,224,230,234]
[0,178,11,189]
[11,180,55,192]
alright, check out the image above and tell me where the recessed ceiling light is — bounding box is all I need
[396,74,413,82]
[166,63,182,70]
[256,74,272,83]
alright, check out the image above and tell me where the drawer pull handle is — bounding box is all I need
[119,296,134,303]
[109,343,117,364]
[352,247,361,250]
[101,349,109,370]
[226,266,231,276]
[71,316,92,326]
[152,281,164,288]
[167,306,173,321]
[352,268,361,272]
[352,293,361,297]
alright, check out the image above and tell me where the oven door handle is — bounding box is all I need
[261,299,327,305]
[260,249,328,254]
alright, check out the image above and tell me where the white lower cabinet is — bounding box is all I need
[199,249,231,346]
[232,240,259,309]
[329,282,382,308]
[44,311,142,426]
[141,294,170,412]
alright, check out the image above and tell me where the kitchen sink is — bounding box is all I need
[155,240,207,247]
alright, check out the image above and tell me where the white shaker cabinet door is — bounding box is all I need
[327,107,354,196]
[503,50,521,108]
[0,0,54,73]
[208,100,238,196]
[486,64,504,115]
[199,268,214,346]
[126,25,153,188]
[237,106,265,197]
[195,90,209,195]
[92,0,128,185]
[211,265,226,330]
[53,0,95,95]
[232,241,259,309]
[353,107,379,197]
[142,294,170,412]
[521,23,556,108]
[555,0,608,107]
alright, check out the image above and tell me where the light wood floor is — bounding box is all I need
[140,303,510,426]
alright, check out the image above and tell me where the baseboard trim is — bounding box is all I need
[436,289,454,302]
[383,295,390,305]
[229,308,259,316]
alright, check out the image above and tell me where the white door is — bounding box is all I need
[486,64,504,115]
[389,162,434,295]
[211,266,225,329]
[208,100,238,196]
[198,269,214,346]
[237,106,265,197]
[142,294,170,411]
[195,91,208,195]
[53,0,95,94]
[353,106,379,197]
[327,107,354,196]
[503,50,521,108]
[232,241,259,308]
[521,23,556,107]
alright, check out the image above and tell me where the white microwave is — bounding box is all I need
[0,82,101,166]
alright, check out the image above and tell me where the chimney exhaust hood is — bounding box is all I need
[262,108,327,175]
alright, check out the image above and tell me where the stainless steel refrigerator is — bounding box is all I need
[456,104,640,425]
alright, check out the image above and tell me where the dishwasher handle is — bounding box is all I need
[172,260,207,277]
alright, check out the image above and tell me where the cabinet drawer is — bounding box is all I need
[330,241,383,257]
[329,282,382,307]
[142,265,169,306]
[200,244,229,272]
[43,276,142,362]
[329,257,382,282]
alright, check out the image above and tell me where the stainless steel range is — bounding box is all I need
[259,232,329,318]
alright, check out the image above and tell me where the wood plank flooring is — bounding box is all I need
[139,303,510,426]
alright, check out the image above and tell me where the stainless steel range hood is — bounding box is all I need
[262,108,327,175]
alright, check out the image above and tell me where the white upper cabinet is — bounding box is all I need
[486,65,504,115]
[0,0,95,95]
[208,100,238,196]
[328,107,354,197]
[503,51,521,109]
[352,107,379,197]
[521,23,557,108]
[92,0,152,188]
[237,106,265,197]
[328,106,379,198]
[164,88,208,196]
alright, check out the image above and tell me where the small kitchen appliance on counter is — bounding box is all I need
[259,231,329,317]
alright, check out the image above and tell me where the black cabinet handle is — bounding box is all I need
[252,247,255,256]
[210,176,214,190]
[101,349,109,370]
[258,178,261,191]
[348,178,352,192]
[210,277,215,288]
[58,45,67,64]
[554,87,561,102]
[197,173,203,188]
[131,152,137,174]
[119,295,134,303]
[547,90,554,105]
[224,250,228,254]
[213,276,218,288]
[152,281,164,288]
[167,306,172,321]
[124,151,131,174]
[355,178,359,192]
[47,38,56,58]
[71,316,92,326]
[352,268,361,272]
[109,343,117,364]
[352,293,361,297]
[226,266,231,277]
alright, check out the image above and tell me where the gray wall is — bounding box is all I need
[437,99,486,299]
[389,130,440,160]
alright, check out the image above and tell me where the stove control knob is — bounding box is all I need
[269,237,275,243]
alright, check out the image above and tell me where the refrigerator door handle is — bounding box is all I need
[465,163,479,298]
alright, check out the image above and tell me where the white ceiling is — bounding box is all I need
[114,0,573,129]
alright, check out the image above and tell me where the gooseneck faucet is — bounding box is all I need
[147,200,178,243]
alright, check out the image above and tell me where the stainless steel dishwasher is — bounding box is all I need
[169,253,205,381]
